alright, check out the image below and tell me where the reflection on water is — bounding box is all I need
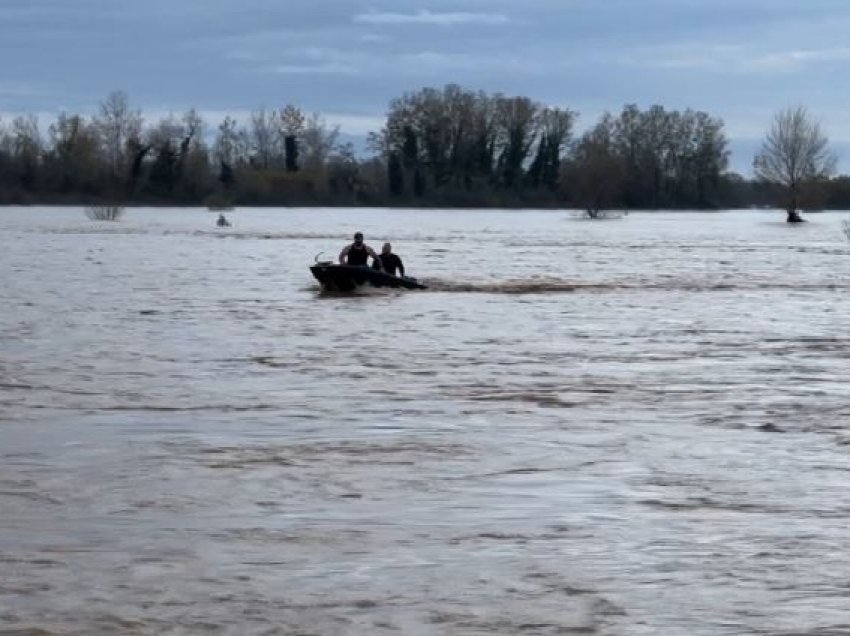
[2,207,850,635]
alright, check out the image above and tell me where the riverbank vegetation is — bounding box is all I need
[0,86,843,214]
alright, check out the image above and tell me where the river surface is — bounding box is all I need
[2,206,850,635]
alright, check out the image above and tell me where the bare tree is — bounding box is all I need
[178,109,211,198]
[213,116,248,167]
[95,91,142,181]
[279,104,306,137]
[10,115,42,190]
[691,111,729,207]
[754,106,837,222]
[144,110,207,197]
[494,95,537,189]
[570,114,625,217]
[212,116,248,190]
[47,113,101,192]
[278,104,307,173]
[248,108,280,169]
[527,106,576,190]
[300,113,339,175]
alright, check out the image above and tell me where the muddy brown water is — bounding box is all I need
[2,207,850,635]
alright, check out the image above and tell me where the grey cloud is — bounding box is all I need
[5,0,850,161]
[353,10,510,26]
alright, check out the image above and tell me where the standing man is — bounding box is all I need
[339,232,380,268]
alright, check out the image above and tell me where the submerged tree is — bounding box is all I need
[84,204,124,221]
[754,106,837,223]
[569,114,625,217]
[607,104,728,209]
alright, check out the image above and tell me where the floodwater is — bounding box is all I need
[2,206,850,635]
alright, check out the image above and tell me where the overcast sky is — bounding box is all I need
[3,0,850,172]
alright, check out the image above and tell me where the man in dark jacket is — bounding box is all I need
[373,242,404,277]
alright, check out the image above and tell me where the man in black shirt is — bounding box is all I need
[339,232,380,267]
[373,242,405,277]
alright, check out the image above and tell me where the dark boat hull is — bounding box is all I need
[310,264,427,292]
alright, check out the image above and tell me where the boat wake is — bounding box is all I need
[421,277,850,294]
[423,277,584,294]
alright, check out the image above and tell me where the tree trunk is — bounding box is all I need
[787,188,804,222]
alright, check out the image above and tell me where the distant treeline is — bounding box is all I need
[0,85,846,210]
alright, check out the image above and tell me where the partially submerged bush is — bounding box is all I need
[85,204,125,221]
[842,219,850,242]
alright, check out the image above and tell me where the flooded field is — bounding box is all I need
[2,206,850,635]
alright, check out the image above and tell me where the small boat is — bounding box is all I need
[310,262,427,292]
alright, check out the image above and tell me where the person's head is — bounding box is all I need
[381,242,392,255]
[353,232,363,246]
